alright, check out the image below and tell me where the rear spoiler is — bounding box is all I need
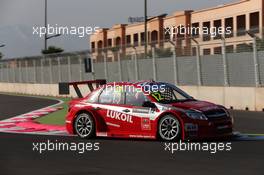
[58,79,106,98]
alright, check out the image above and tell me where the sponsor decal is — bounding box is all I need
[129,135,155,139]
[132,108,150,114]
[141,118,151,130]
[106,110,133,123]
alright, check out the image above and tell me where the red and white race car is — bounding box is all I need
[66,81,233,141]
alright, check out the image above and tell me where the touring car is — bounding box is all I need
[66,81,233,141]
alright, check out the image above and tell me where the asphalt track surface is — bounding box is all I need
[0,94,264,175]
[0,94,58,119]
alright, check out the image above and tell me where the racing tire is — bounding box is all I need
[74,112,95,139]
[158,115,181,141]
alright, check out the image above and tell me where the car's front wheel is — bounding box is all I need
[74,112,95,139]
[158,115,181,141]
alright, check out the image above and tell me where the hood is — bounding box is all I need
[169,100,220,112]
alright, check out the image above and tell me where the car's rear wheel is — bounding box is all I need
[74,112,95,139]
[158,115,181,141]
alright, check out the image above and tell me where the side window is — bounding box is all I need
[98,86,124,105]
[125,87,148,106]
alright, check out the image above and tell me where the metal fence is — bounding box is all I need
[0,38,264,87]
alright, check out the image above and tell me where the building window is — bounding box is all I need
[237,15,246,36]
[225,17,233,38]
[151,30,158,45]
[203,21,211,41]
[236,43,253,53]
[126,35,131,46]
[226,45,234,53]
[97,40,103,53]
[134,33,139,46]
[214,47,222,55]
[107,39,112,47]
[191,23,200,38]
[250,12,259,34]
[177,26,185,40]
[213,20,222,40]
[192,47,197,56]
[91,42,95,52]
[97,41,103,48]
[140,32,145,45]
[203,48,211,55]
[115,37,121,47]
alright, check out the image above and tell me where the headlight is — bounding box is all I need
[185,110,208,120]
[222,108,234,123]
[222,108,230,116]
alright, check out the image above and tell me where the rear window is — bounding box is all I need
[86,88,102,103]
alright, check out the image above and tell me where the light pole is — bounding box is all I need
[0,44,5,59]
[44,0,61,51]
[246,30,260,87]
[144,0,148,58]
[143,0,167,58]
[44,0,47,50]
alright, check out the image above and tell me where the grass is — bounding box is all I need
[35,97,71,125]
[246,134,264,136]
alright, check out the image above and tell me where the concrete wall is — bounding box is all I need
[0,83,91,98]
[0,82,263,111]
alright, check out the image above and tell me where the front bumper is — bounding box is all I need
[184,118,233,140]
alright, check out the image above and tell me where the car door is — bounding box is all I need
[120,86,155,137]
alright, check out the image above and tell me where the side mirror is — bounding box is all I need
[142,101,156,108]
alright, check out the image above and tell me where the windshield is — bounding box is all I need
[141,82,194,104]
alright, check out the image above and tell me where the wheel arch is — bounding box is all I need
[156,111,185,140]
[72,109,97,134]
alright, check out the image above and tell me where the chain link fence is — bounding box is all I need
[0,37,264,87]
[0,51,93,84]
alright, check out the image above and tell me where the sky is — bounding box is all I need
[0,0,237,59]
